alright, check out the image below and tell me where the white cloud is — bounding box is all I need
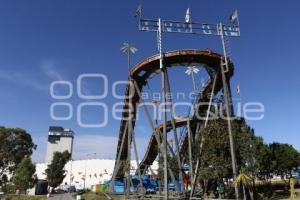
[0,70,47,92]
[0,61,67,96]
[40,60,64,81]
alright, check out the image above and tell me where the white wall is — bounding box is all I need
[36,159,158,190]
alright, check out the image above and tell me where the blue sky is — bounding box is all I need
[0,0,299,163]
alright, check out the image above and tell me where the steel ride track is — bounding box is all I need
[113,49,234,178]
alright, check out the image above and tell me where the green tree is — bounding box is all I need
[45,151,71,188]
[0,174,8,192]
[182,115,300,199]
[193,118,265,197]
[255,142,273,181]
[0,127,36,180]
[198,118,232,180]
[269,142,299,179]
[13,156,37,194]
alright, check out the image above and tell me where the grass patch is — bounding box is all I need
[268,191,300,200]
[82,192,107,200]
[0,195,46,200]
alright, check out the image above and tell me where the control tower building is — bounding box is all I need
[46,126,74,163]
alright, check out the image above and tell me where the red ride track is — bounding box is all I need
[113,50,234,178]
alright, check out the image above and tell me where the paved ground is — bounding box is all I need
[48,193,74,200]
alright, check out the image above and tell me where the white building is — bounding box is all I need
[46,126,74,163]
[41,126,159,191]
[35,159,158,190]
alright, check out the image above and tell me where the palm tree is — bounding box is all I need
[235,171,252,200]
[120,43,138,76]
[185,66,199,91]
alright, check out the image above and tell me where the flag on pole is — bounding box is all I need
[185,8,191,23]
[134,3,142,18]
[229,9,238,24]
[236,84,240,94]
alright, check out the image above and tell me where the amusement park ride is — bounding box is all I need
[109,5,241,199]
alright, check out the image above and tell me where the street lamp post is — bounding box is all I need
[69,159,73,188]
[84,159,87,190]
[84,153,96,190]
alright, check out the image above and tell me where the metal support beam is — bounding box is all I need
[126,79,134,197]
[164,66,185,194]
[161,69,169,199]
[133,79,182,198]
[132,131,144,196]
[190,72,218,197]
[132,80,162,145]
[110,122,129,193]
[187,120,194,180]
[132,80,177,189]
[219,23,239,199]
[157,18,168,200]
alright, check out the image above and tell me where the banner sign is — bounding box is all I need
[140,19,240,37]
